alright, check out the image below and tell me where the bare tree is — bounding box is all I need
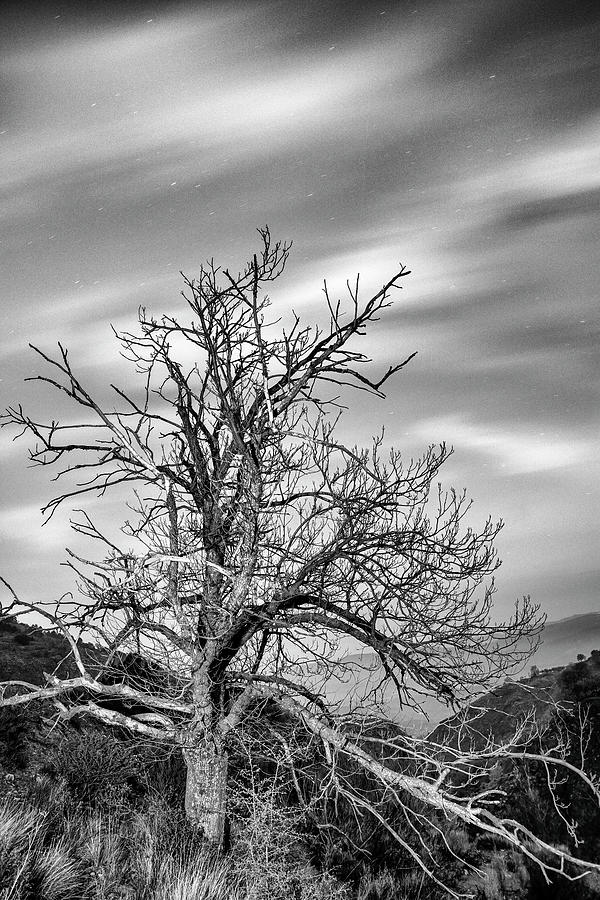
[1,229,598,891]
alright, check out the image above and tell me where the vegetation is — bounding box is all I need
[0,774,346,900]
[3,622,600,898]
[0,635,348,900]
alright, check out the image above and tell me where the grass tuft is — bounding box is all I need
[29,840,87,900]
[152,854,235,900]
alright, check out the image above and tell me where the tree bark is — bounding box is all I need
[183,741,229,848]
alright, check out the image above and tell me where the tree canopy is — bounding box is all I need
[2,229,598,894]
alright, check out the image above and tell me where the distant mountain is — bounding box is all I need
[525,612,600,672]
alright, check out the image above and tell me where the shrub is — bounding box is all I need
[229,780,349,900]
[13,631,33,646]
[39,725,144,809]
[0,703,44,770]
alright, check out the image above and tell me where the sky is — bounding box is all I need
[0,0,599,623]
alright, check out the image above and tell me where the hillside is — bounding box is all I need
[526,612,600,670]
[4,610,599,733]
[0,616,102,684]
[323,611,600,732]
[3,615,600,899]
[429,667,562,748]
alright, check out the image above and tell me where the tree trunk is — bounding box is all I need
[183,741,229,848]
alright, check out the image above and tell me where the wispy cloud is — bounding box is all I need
[0,503,70,551]
[0,8,452,202]
[411,415,593,475]
[1,0,598,617]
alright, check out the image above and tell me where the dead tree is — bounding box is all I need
[1,229,598,892]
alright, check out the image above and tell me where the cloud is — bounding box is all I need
[0,7,452,204]
[0,270,178,388]
[410,415,593,475]
[445,115,600,231]
[500,187,600,230]
[0,502,70,551]
[1,0,598,618]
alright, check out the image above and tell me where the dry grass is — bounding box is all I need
[0,782,349,900]
[28,841,86,900]
[152,855,235,900]
[0,799,87,900]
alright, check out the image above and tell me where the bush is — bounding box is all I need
[229,779,349,900]
[0,703,42,770]
[39,725,145,809]
[458,847,529,899]
[13,631,33,646]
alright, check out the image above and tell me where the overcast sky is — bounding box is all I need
[1,0,598,622]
